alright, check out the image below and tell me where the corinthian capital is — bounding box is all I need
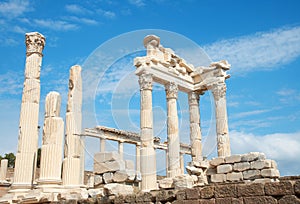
[139,73,153,90]
[25,32,45,56]
[165,82,178,99]
[211,82,226,101]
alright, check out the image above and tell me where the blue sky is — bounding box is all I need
[0,0,300,176]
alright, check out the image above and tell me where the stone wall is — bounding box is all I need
[94,177,300,204]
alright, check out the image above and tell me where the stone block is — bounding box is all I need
[94,175,103,186]
[241,152,265,162]
[156,190,176,202]
[261,169,280,178]
[295,180,300,194]
[225,155,242,164]
[214,184,237,198]
[173,175,194,190]
[271,160,277,169]
[197,199,215,204]
[94,152,121,163]
[250,160,272,169]
[104,183,133,196]
[243,196,277,204]
[125,160,134,170]
[233,162,250,172]
[176,190,186,200]
[211,174,226,183]
[94,160,125,174]
[216,198,232,204]
[252,178,276,183]
[237,183,264,197]
[191,160,210,168]
[226,172,243,182]
[243,169,261,179]
[158,178,174,189]
[124,194,136,203]
[217,164,232,174]
[210,157,225,166]
[113,170,128,183]
[232,198,243,204]
[185,188,199,200]
[200,186,215,199]
[265,181,294,196]
[186,166,203,175]
[87,188,104,198]
[278,195,300,204]
[103,172,113,184]
[191,175,198,182]
[206,168,217,175]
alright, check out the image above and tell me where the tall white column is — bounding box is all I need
[188,92,203,162]
[13,32,45,189]
[38,92,64,185]
[211,82,231,157]
[0,159,8,182]
[165,82,180,178]
[136,144,140,172]
[118,141,124,160]
[139,73,157,191]
[180,153,184,174]
[62,65,84,187]
[100,138,106,152]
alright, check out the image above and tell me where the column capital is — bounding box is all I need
[210,82,226,101]
[139,73,153,90]
[165,82,178,99]
[188,91,199,105]
[25,32,45,56]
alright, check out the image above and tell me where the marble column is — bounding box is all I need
[100,138,106,152]
[180,153,184,174]
[13,32,45,189]
[165,82,181,178]
[38,92,64,185]
[188,92,203,162]
[118,141,124,160]
[136,144,140,172]
[139,73,157,191]
[62,65,84,187]
[0,159,8,182]
[211,82,231,157]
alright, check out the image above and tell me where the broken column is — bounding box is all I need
[38,92,64,185]
[100,138,106,152]
[165,82,181,178]
[0,159,8,182]
[211,82,231,157]
[62,65,84,187]
[139,73,157,191]
[188,91,203,162]
[13,32,45,189]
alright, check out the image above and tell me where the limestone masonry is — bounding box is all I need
[0,32,290,203]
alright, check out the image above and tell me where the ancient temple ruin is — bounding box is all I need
[0,32,282,203]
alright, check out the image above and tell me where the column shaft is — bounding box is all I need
[188,92,203,162]
[136,144,140,172]
[139,73,157,191]
[13,32,45,189]
[211,82,231,157]
[100,138,106,152]
[0,159,8,182]
[62,65,84,187]
[118,141,124,160]
[165,82,180,178]
[180,153,184,174]
[38,92,64,185]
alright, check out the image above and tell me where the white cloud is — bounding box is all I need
[0,0,31,18]
[65,4,92,15]
[231,109,271,119]
[0,71,23,96]
[128,0,145,7]
[66,16,98,26]
[230,130,300,176]
[97,9,116,19]
[276,88,300,104]
[34,19,79,31]
[203,26,300,74]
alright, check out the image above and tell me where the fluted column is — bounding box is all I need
[139,73,157,191]
[62,65,84,187]
[211,82,231,157]
[38,92,64,185]
[13,32,45,189]
[136,144,140,172]
[188,92,203,162]
[100,138,106,152]
[165,82,180,178]
[118,141,124,160]
[0,159,8,182]
[180,153,184,174]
